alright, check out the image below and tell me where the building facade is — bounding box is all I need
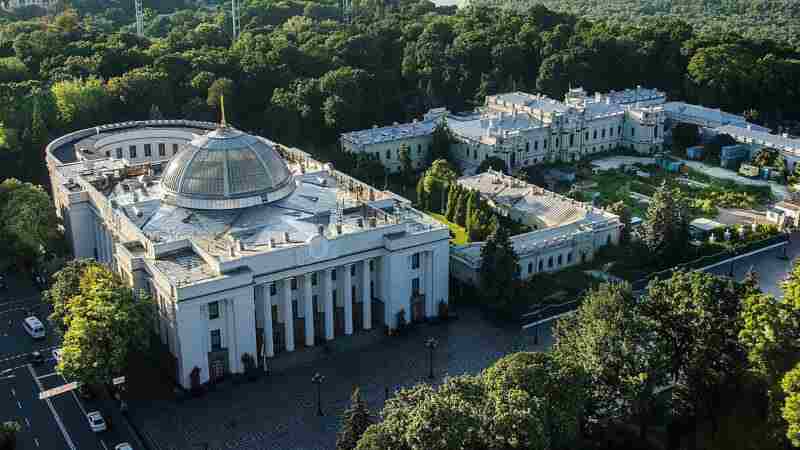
[47,120,450,388]
[450,170,622,286]
[341,87,667,174]
[2,0,57,10]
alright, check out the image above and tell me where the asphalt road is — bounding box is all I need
[0,272,139,450]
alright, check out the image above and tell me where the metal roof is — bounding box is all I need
[340,120,437,146]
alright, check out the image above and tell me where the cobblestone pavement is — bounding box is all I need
[130,307,551,450]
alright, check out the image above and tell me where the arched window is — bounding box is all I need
[386,149,391,160]
[526,142,530,152]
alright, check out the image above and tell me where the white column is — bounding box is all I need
[343,264,353,335]
[425,251,435,318]
[322,268,334,340]
[282,279,294,352]
[263,283,274,359]
[361,260,371,330]
[226,299,239,372]
[303,274,314,347]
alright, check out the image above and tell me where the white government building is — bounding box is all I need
[46,119,450,388]
[450,170,622,285]
[341,87,668,173]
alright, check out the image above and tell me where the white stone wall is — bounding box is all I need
[342,134,433,173]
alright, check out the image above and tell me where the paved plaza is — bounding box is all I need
[130,307,551,450]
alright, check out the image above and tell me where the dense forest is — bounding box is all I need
[472,0,800,47]
[0,0,799,188]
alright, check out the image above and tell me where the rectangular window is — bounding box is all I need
[601,129,606,139]
[631,127,635,137]
[270,284,277,296]
[158,143,166,156]
[534,141,538,150]
[115,147,122,158]
[350,265,356,276]
[129,145,137,158]
[369,260,374,272]
[332,289,337,303]
[593,130,597,140]
[417,144,422,154]
[544,140,548,149]
[144,144,152,157]
[210,329,222,351]
[291,278,297,290]
[172,143,179,155]
[412,277,420,296]
[618,126,622,135]
[569,134,574,146]
[609,127,614,137]
[311,273,318,286]
[584,131,589,140]
[654,126,659,138]
[331,269,337,281]
[385,150,391,160]
[411,253,420,269]
[208,301,219,320]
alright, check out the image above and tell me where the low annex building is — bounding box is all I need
[450,170,622,286]
[47,120,450,388]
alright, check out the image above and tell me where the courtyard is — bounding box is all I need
[128,307,550,450]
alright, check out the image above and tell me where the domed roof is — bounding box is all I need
[161,127,295,210]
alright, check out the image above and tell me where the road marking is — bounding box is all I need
[0,345,59,364]
[36,372,57,379]
[100,439,108,450]
[27,364,76,450]
[33,437,39,447]
[62,374,88,416]
[24,417,30,427]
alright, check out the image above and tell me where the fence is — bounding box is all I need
[631,233,789,291]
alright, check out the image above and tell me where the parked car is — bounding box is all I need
[87,411,106,432]
[22,316,46,339]
[114,443,133,450]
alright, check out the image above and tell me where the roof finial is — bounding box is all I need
[220,94,227,128]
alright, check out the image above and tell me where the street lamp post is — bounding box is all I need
[425,337,438,380]
[311,372,325,416]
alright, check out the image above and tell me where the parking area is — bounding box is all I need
[0,271,140,450]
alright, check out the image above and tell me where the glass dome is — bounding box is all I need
[161,127,295,210]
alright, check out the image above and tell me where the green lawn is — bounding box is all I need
[428,212,468,245]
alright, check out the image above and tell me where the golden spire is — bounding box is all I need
[220,94,227,128]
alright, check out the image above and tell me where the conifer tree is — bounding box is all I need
[454,186,468,226]
[445,183,457,221]
[479,224,519,313]
[642,182,689,265]
[336,387,373,450]
[415,176,427,210]
[465,190,478,232]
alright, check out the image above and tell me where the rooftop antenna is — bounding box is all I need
[135,0,144,37]
[231,0,241,41]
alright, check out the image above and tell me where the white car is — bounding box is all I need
[52,348,62,362]
[87,411,106,432]
[114,444,133,450]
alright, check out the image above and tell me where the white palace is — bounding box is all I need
[340,86,770,174]
[47,120,450,388]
